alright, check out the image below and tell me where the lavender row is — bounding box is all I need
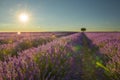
[86,32,120,79]
[0,37,54,61]
[0,33,83,80]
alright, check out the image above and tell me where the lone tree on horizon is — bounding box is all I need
[81,28,86,32]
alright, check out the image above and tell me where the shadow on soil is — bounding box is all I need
[71,32,111,80]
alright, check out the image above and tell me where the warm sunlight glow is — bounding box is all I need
[19,13,29,23]
[17,32,21,35]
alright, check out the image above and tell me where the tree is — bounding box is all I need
[81,28,86,32]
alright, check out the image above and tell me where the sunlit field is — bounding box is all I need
[0,32,119,80]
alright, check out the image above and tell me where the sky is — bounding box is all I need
[0,0,120,32]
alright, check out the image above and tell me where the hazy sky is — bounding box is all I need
[0,0,120,32]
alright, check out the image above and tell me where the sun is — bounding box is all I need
[19,13,29,23]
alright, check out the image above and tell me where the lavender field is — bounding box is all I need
[0,32,120,80]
